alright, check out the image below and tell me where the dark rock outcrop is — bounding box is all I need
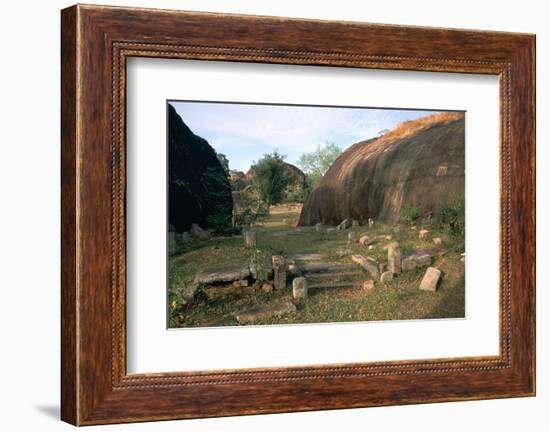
[168,105,233,233]
[298,112,465,225]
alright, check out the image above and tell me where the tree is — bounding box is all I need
[216,152,230,175]
[297,141,342,190]
[250,150,291,208]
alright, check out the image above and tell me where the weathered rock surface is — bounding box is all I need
[234,301,297,324]
[359,235,370,246]
[288,253,324,262]
[419,267,442,291]
[337,218,353,230]
[387,242,402,274]
[351,254,379,279]
[298,112,465,225]
[244,231,257,248]
[401,252,431,272]
[299,262,356,273]
[195,265,250,285]
[292,277,308,299]
[168,105,233,233]
[272,255,287,291]
[380,271,394,283]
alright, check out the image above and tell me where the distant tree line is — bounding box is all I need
[214,142,342,226]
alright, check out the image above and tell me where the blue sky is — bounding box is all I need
[170,101,439,172]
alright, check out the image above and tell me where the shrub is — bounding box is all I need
[434,199,465,237]
[248,248,272,285]
[401,204,420,223]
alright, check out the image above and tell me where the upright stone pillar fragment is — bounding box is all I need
[387,241,402,274]
[272,255,287,291]
[244,231,257,248]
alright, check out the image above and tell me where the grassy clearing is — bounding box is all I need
[169,204,465,328]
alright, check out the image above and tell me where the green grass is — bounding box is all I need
[169,204,465,328]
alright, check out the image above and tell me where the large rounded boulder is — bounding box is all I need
[298,112,465,225]
[168,105,233,233]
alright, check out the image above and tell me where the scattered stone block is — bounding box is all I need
[380,271,394,283]
[244,230,257,248]
[272,255,287,291]
[368,244,376,250]
[315,222,323,231]
[363,280,375,291]
[432,237,443,245]
[288,263,302,277]
[419,267,442,292]
[195,265,250,285]
[351,254,379,279]
[261,281,274,293]
[393,225,401,234]
[292,277,308,300]
[168,231,176,255]
[348,231,357,243]
[234,301,297,324]
[368,218,374,228]
[352,219,360,227]
[419,229,430,239]
[326,227,336,233]
[402,252,431,272]
[190,223,210,239]
[337,218,352,230]
[387,242,402,274]
[359,235,370,246]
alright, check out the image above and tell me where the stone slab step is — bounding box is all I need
[195,264,250,285]
[287,253,324,262]
[305,271,363,282]
[299,262,356,273]
[308,281,364,290]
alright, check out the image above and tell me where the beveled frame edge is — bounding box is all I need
[61,4,535,426]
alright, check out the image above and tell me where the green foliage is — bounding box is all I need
[206,211,233,234]
[248,248,272,285]
[401,204,421,223]
[251,150,291,207]
[434,199,465,237]
[216,152,230,175]
[202,166,233,232]
[297,141,342,189]
[233,188,264,228]
[285,186,306,203]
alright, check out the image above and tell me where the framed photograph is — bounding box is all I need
[61,4,535,425]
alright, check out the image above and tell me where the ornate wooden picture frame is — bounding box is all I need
[61,4,535,425]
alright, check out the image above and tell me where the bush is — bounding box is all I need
[401,204,420,223]
[434,199,465,237]
[248,248,272,285]
[285,187,306,203]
